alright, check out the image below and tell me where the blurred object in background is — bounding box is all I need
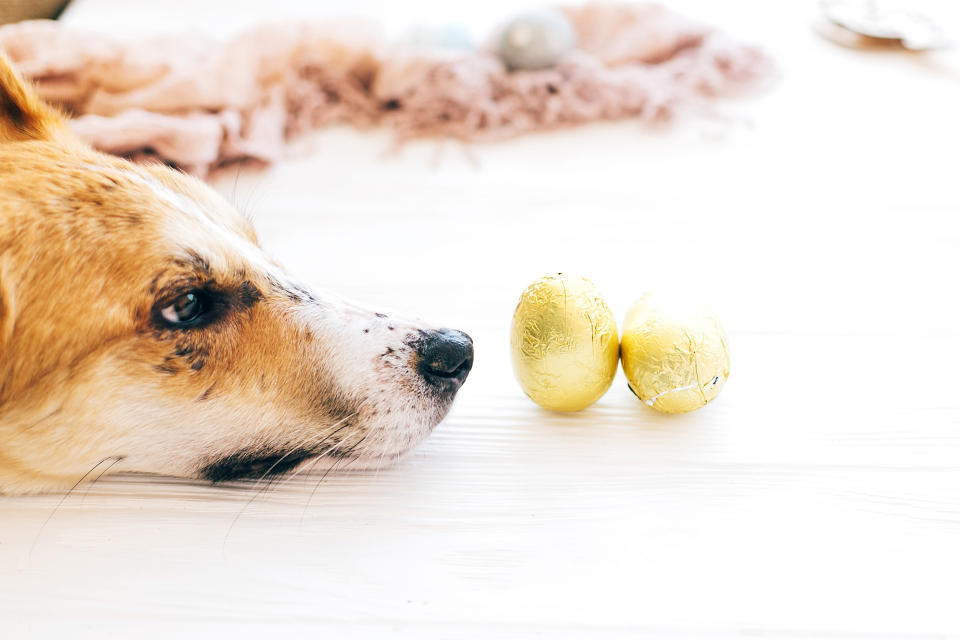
[0,0,71,24]
[398,23,474,53]
[819,0,950,50]
[0,3,773,176]
[497,9,577,70]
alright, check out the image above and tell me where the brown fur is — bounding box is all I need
[0,54,466,493]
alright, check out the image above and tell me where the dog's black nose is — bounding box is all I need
[416,329,473,392]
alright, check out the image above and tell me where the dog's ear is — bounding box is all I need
[0,54,67,143]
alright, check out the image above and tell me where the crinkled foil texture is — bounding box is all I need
[510,274,619,411]
[620,294,730,414]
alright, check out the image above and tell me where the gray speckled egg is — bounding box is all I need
[498,9,577,71]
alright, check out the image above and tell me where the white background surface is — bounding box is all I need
[3,0,960,637]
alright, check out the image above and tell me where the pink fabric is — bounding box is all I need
[0,4,772,176]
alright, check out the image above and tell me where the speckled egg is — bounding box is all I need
[498,9,577,71]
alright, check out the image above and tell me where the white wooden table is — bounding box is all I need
[3,1,960,637]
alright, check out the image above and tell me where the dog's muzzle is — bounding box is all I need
[415,328,474,394]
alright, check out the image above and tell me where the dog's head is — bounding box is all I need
[0,56,473,493]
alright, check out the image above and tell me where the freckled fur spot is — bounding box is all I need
[148,273,162,295]
[236,280,262,310]
[184,249,211,275]
[174,345,194,357]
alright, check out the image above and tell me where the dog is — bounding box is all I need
[0,55,473,494]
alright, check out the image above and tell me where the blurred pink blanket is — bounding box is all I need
[0,4,772,176]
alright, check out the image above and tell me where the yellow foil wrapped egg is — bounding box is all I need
[510,273,619,411]
[620,293,730,414]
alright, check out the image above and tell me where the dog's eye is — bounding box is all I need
[160,291,207,326]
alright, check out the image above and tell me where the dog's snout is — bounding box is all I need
[416,329,473,391]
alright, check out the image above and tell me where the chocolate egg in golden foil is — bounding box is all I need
[620,293,730,414]
[510,273,619,411]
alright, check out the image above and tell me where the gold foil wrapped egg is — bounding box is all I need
[620,293,730,414]
[510,273,619,411]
